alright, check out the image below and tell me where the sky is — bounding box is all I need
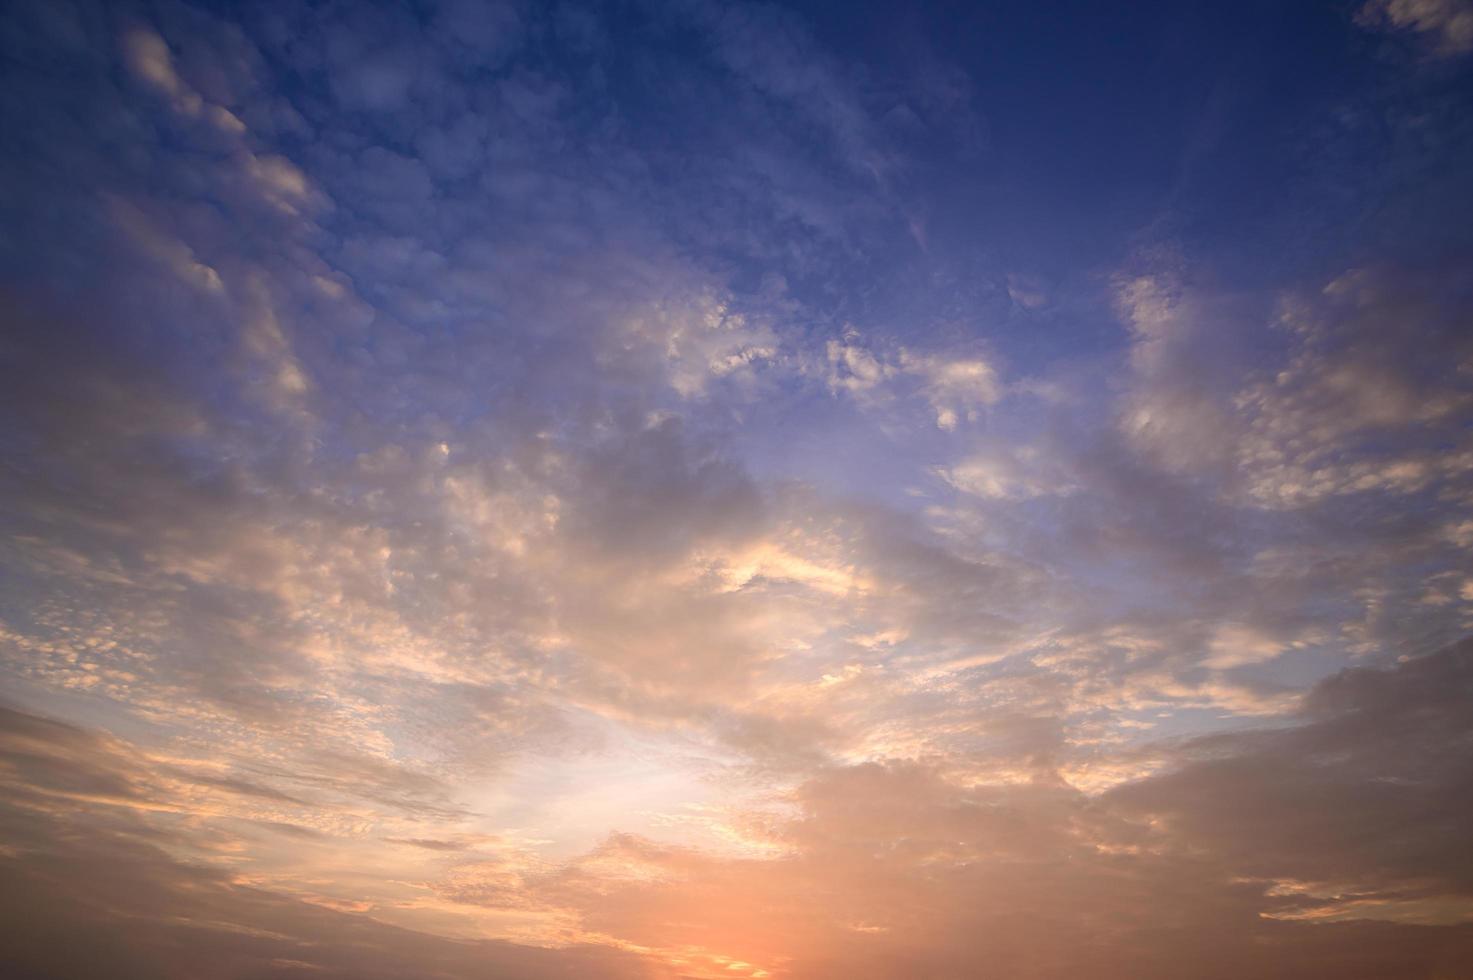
[1,0,1473,977]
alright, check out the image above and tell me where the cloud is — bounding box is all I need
[938,443,1076,500]
[1105,639,1473,925]
[427,644,1473,976]
[821,329,1003,429]
[1114,263,1473,509]
[1359,0,1473,55]
[6,640,1473,979]
[121,27,203,115]
[2,0,1473,976]
[901,350,1002,430]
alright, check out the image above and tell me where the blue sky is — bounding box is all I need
[2,1,1473,977]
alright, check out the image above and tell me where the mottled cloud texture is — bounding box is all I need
[2,1,1472,977]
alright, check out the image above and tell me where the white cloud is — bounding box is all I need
[1358,0,1473,54]
[938,445,1075,500]
[821,329,1002,429]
